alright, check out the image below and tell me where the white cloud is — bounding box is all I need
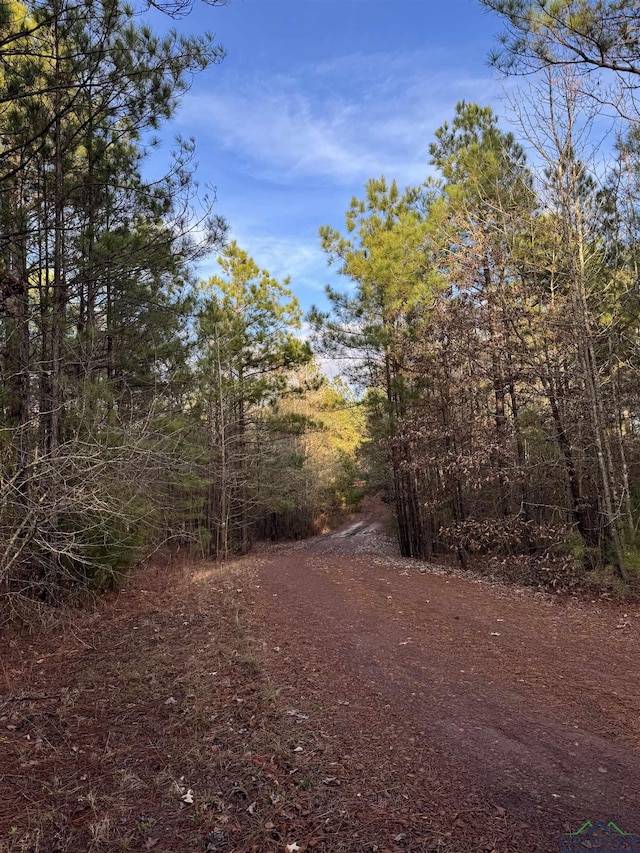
[181,83,384,184]
[178,49,505,188]
[234,231,329,292]
[181,46,510,338]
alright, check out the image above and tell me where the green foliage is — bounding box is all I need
[316,177,438,381]
[198,241,312,406]
[480,0,640,87]
[0,0,228,610]
[330,452,365,512]
[192,244,316,556]
[60,512,149,590]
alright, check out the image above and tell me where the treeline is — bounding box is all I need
[0,0,360,614]
[5,0,638,609]
[314,68,640,582]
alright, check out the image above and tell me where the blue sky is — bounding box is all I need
[150,0,507,313]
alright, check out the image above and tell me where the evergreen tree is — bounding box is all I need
[196,242,312,556]
[0,0,226,603]
[314,177,439,557]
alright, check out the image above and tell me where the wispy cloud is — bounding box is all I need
[233,231,328,290]
[179,49,504,188]
[182,46,506,317]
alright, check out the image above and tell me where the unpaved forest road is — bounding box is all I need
[3,520,640,853]
[253,520,640,850]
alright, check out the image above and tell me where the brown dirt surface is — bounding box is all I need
[2,518,640,853]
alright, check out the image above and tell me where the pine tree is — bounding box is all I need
[196,242,312,556]
[314,177,438,557]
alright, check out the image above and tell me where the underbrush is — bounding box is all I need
[437,519,640,599]
[479,552,587,593]
[460,551,640,599]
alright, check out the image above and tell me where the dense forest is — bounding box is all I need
[2,0,640,616]
[311,2,640,587]
[0,0,361,614]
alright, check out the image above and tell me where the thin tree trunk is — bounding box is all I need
[484,262,510,518]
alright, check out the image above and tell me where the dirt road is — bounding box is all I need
[2,521,640,853]
[252,521,640,851]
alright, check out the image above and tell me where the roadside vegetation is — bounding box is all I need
[0,0,363,620]
[3,0,640,618]
[311,6,640,593]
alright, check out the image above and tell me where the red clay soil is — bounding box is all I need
[253,523,640,851]
[1,521,640,853]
